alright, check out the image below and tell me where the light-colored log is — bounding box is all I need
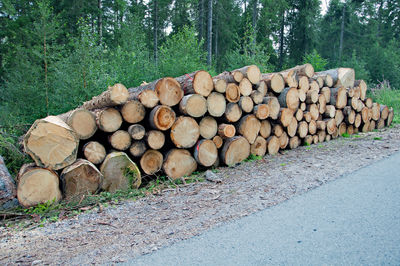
[121,100,146,123]
[221,136,251,166]
[199,116,218,139]
[218,124,236,138]
[128,124,146,140]
[318,68,355,88]
[179,94,207,118]
[207,92,226,117]
[279,132,289,149]
[149,105,176,131]
[261,73,285,93]
[330,87,347,109]
[226,83,241,103]
[213,78,227,93]
[58,109,97,140]
[308,120,317,135]
[82,83,129,110]
[287,117,298,137]
[278,87,299,111]
[354,80,367,100]
[251,136,267,156]
[170,116,200,148]
[253,104,269,120]
[109,130,131,151]
[267,136,280,155]
[194,139,218,167]
[95,108,123,133]
[83,141,106,164]
[239,96,254,113]
[260,120,272,139]
[212,135,223,149]
[289,136,300,149]
[140,150,163,175]
[225,103,243,123]
[279,108,294,127]
[297,121,308,138]
[239,78,253,96]
[128,88,159,108]
[176,70,213,97]
[129,140,147,157]
[263,96,280,120]
[237,114,261,144]
[145,130,165,150]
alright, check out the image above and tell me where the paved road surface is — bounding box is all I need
[127,152,400,265]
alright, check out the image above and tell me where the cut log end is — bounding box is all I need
[61,109,97,140]
[149,105,176,131]
[170,116,200,148]
[199,116,218,139]
[226,83,241,103]
[156,77,183,106]
[109,130,131,151]
[179,94,207,118]
[140,150,163,175]
[121,100,146,123]
[96,108,123,133]
[83,141,106,165]
[221,136,250,166]
[194,139,218,167]
[163,149,197,179]
[207,92,227,117]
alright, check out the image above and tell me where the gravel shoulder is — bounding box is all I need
[1,125,400,265]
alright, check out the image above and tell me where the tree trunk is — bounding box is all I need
[60,159,103,200]
[58,109,97,140]
[225,103,243,123]
[109,130,131,151]
[281,63,314,78]
[100,152,141,192]
[175,70,213,97]
[149,105,176,131]
[193,139,218,167]
[120,100,146,124]
[207,92,226,117]
[278,87,299,111]
[129,140,147,157]
[220,136,250,166]
[128,87,159,109]
[145,130,165,150]
[251,136,267,157]
[314,73,333,87]
[140,150,163,175]
[83,141,106,165]
[163,149,197,179]
[235,65,261,85]
[318,68,355,88]
[170,116,200,148]
[179,94,207,118]
[261,73,284,93]
[95,108,123,133]
[239,96,254,113]
[213,71,243,84]
[23,116,79,170]
[0,155,17,208]
[128,124,146,140]
[199,116,218,139]
[82,83,129,110]
[237,114,261,144]
[207,0,213,66]
[153,0,159,67]
[17,164,62,208]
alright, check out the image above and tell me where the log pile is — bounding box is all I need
[16,64,395,207]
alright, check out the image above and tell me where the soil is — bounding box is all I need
[1,125,400,265]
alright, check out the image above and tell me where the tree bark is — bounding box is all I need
[193,139,218,167]
[82,83,129,110]
[220,136,250,166]
[175,70,214,97]
[0,155,17,207]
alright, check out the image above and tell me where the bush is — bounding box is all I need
[302,49,328,72]
[342,50,370,82]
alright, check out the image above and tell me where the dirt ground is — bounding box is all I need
[1,125,400,265]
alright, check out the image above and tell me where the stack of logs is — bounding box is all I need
[17,64,395,207]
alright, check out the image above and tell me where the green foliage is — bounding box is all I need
[341,50,370,82]
[303,49,328,72]
[374,137,382,140]
[370,85,400,124]
[341,133,350,138]
[244,154,263,162]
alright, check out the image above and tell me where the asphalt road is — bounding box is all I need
[127,151,400,266]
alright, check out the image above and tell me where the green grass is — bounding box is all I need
[369,87,400,124]
[244,154,263,162]
[373,137,382,140]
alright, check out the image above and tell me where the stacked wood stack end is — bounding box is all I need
[18,64,395,207]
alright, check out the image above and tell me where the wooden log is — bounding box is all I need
[83,141,106,164]
[354,80,367,100]
[309,79,320,92]
[226,83,241,103]
[220,136,250,165]
[199,116,218,139]
[313,135,319,144]
[318,94,327,114]
[298,76,310,92]
[128,124,146,140]
[239,78,253,96]
[282,63,314,78]
[306,89,318,104]
[263,96,280,120]
[121,100,146,123]
[330,87,347,109]
[213,78,227,93]
[170,116,200,148]
[343,106,356,124]
[376,118,385,129]
[95,108,123,133]
[289,136,300,149]
[212,135,223,149]
[278,87,299,111]
[250,90,264,105]
[146,130,165,150]
[60,159,103,200]
[369,120,376,131]
[179,94,207,118]
[279,132,289,149]
[261,73,285,93]
[297,121,308,138]
[361,120,370,133]
[371,103,381,121]
[295,109,304,121]
[335,110,344,126]
[109,130,131,151]
[324,105,336,118]
[273,124,284,137]
[320,87,331,104]
[58,109,97,140]
[325,118,337,135]
[193,139,218,167]
[218,124,236,138]
[163,149,197,179]
[140,150,163,175]
[365,98,373,108]
[149,105,176,131]
[304,111,312,123]
[314,76,324,88]
[287,117,298,137]
[307,104,319,121]
[0,155,17,207]
[316,120,326,131]
[237,114,261,144]
[257,80,268,96]
[309,120,317,135]
[267,136,280,155]
[100,152,141,192]
[225,103,243,123]
[298,89,306,102]
[348,97,359,110]
[304,135,313,145]
[279,108,294,127]
[251,136,267,156]
[314,72,333,87]
[361,107,370,123]
[300,102,306,111]
[354,113,362,128]
[380,105,389,120]
[239,96,254,113]
[128,88,159,109]
[82,83,129,110]
[347,125,354,135]
[23,116,79,170]
[207,92,227,117]
[318,130,326,143]
[235,65,261,85]
[17,164,61,209]
[175,70,213,97]
[277,70,298,88]
[338,122,347,136]
[260,120,272,139]
[387,108,394,126]
[129,140,147,157]
[253,104,269,120]
[347,87,355,98]
[129,77,183,107]
[318,68,355,88]
[213,71,243,84]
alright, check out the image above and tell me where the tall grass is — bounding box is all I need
[369,81,400,124]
